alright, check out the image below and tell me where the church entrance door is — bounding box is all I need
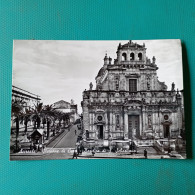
[97,125,104,139]
[128,115,139,138]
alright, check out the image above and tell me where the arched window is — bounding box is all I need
[130,53,134,60]
[138,53,142,61]
[122,53,127,61]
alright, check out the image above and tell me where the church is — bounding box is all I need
[81,41,184,144]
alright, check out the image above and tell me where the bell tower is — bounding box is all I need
[116,40,146,64]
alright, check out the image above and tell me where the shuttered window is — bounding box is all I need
[129,79,137,92]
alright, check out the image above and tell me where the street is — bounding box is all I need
[10,124,185,160]
[48,124,78,148]
[10,124,80,160]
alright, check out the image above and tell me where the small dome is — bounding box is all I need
[96,67,105,78]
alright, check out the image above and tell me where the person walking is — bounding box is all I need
[92,147,95,157]
[144,149,147,159]
[72,150,77,159]
[77,146,80,156]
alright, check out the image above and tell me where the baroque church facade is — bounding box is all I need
[82,41,184,142]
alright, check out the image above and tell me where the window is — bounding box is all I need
[138,53,142,61]
[164,115,169,120]
[116,81,119,90]
[122,53,127,61]
[115,75,119,90]
[97,116,103,121]
[129,79,137,92]
[116,115,120,127]
[130,53,135,60]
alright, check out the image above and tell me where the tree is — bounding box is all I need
[20,108,32,134]
[11,99,25,151]
[62,113,71,128]
[42,104,56,139]
[30,103,44,129]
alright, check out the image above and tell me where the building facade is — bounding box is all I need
[11,85,41,128]
[52,100,78,123]
[12,85,41,109]
[82,41,184,142]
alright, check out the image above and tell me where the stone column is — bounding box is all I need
[83,100,90,136]
[117,50,122,63]
[124,113,128,138]
[127,50,130,61]
[139,114,142,137]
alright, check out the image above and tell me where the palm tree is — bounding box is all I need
[62,113,71,128]
[42,104,56,139]
[11,99,25,151]
[30,103,44,129]
[20,108,32,134]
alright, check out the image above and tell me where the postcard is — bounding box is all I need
[10,40,186,160]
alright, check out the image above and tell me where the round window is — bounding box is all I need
[164,115,169,120]
[97,116,103,121]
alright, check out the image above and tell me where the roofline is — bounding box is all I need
[12,85,41,98]
[83,90,182,93]
[12,89,41,101]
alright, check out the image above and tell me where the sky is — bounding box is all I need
[13,40,183,113]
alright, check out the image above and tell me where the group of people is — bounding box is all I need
[72,144,85,159]
[29,143,45,153]
[72,126,84,159]
[130,142,137,154]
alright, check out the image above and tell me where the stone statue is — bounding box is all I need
[94,131,98,140]
[70,99,74,105]
[89,82,93,90]
[132,128,136,139]
[152,56,156,64]
[82,132,86,140]
[118,43,121,49]
[148,115,152,128]
[171,82,175,91]
[176,88,181,97]
[124,133,128,140]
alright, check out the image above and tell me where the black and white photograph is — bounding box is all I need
[10,40,186,160]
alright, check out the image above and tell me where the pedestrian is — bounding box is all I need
[92,147,95,156]
[30,143,33,151]
[77,146,80,155]
[72,150,77,159]
[75,129,77,135]
[79,147,82,155]
[144,149,147,159]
